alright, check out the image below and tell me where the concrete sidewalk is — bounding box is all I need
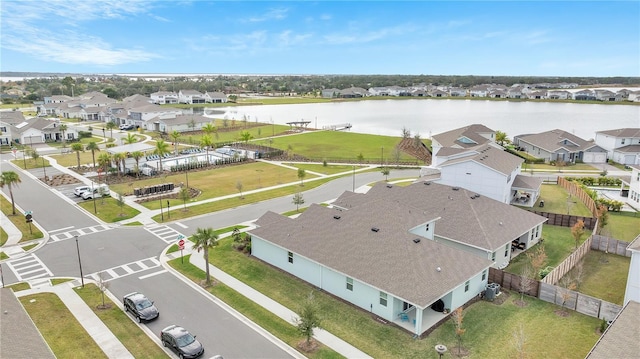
[0,211,22,245]
[163,243,373,359]
[14,279,135,359]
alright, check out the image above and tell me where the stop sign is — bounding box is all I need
[178,239,185,250]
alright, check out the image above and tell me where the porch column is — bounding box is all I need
[414,307,424,336]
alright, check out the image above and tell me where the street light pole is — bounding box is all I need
[102,128,106,138]
[75,235,84,288]
[352,165,355,192]
[159,196,164,222]
[91,181,97,214]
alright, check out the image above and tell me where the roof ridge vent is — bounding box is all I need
[371,227,380,232]
[452,187,459,191]
[333,215,341,220]
[413,238,421,243]
[386,184,393,188]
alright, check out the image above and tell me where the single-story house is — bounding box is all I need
[249,182,546,336]
[513,129,608,164]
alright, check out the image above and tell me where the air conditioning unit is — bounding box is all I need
[484,286,496,301]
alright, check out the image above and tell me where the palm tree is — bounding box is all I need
[238,130,253,144]
[170,130,181,156]
[191,227,219,286]
[495,130,509,147]
[86,141,99,169]
[0,171,21,215]
[97,152,112,183]
[123,133,137,145]
[112,152,125,176]
[130,151,143,178]
[59,123,68,144]
[105,121,117,138]
[202,122,216,136]
[200,135,214,165]
[154,139,170,171]
[71,143,84,169]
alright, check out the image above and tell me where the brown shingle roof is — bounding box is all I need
[511,174,543,191]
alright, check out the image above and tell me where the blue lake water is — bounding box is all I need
[209,99,640,140]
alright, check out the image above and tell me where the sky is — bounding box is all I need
[1,0,639,77]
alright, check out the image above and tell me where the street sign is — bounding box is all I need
[178,239,185,250]
[25,214,33,223]
[25,210,33,215]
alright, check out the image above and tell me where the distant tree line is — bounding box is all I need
[1,72,639,102]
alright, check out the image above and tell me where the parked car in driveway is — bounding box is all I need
[81,184,110,200]
[160,325,204,359]
[123,292,159,323]
[73,185,91,197]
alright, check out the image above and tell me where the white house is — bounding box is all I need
[250,182,546,336]
[430,124,498,158]
[178,90,206,104]
[150,91,179,105]
[624,235,640,306]
[595,128,640,165]
[204,91,228,103]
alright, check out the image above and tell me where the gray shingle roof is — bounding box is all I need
[438,145,524,176]
[251,200,492,308]
[614,144,640,153]
[596,128,640,137]
[511,174,543,191]
[517,129,600,152]
[432,124,495,149]
[586,300,640,358]
[252,182,546,308]
[0,289,56,359]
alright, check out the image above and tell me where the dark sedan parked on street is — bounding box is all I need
[123,292,159,323]
[161,325,205,359]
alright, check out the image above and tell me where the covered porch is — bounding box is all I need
[393,305,451,336]
[510,175,543,208]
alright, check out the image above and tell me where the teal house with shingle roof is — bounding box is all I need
[250,181,546,335]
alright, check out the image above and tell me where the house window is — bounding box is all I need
[621,139,625,145]
[464,280,470,292]
[491,252,496,262]
[0,127,6,132]
[379,292,388,307]
[287,251,293,264]
[504,244,509,257]
[346,278,353,291]
[482,270,487,281]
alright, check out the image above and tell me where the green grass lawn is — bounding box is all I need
[566,251,630,305]
[0,195,44,242]
[526,163,599,171]
[75,284,168,358]
[20,293,108,359]
[0,227,7,246]
[170,236,601,359]
[77,197,140,223]
[600,211,640,241]
[264,131,429,163]
[505,225,591,276]
[535,184,593,217]
[148,123,292,144]
[283,162,369,175]
[152,175,338,222]
[169,256,342,359]
[110,161,314,208]
[9,156,51,170]
[47,149,100,167]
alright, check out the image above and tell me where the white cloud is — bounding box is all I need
[245,7,289,22]
[323,25,417,45]
[1,0,161,67]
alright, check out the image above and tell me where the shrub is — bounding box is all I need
[539,266,553,279]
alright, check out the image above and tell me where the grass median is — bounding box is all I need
[74,284,168,358]
[20,292,108,359]
[0,195,44,242]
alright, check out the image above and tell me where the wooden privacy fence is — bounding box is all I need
[538,282,621,321]
[488,268,622,322]
[488,268,539,297]
[528,211,596,230]
[542,232,595,285]
[591,234,634,257]
[557,177,598,216]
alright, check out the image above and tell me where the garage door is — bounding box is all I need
[24,135,43,144]
[583,152,606,163]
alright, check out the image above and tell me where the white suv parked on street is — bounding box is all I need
[73,186,91,197]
